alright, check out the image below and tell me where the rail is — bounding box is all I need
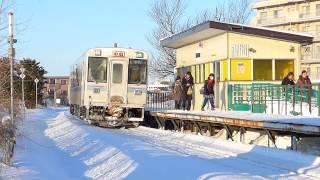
[229,83,320,116]
[146,87,174,110]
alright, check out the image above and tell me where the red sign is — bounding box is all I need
[113,51,125,57]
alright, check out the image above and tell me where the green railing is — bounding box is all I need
[228,83,320,116]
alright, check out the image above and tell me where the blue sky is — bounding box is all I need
[13,0,256,76]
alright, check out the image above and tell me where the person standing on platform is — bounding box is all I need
[201,73,215,111]
[172,76,183,110]
[281,72,295,86]
[182,71,194,111]
[297,70,311,86]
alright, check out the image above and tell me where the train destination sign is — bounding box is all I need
[112,51,125,57]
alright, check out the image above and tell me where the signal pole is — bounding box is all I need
[34,78,39,108]
[19,67,25,109]
[8,12,15,124]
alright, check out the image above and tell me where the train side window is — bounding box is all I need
[113,64,123,84]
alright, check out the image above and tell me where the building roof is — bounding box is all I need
[160,21,313,49]
[251,0,304,9]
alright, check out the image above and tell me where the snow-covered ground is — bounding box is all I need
[1,107,320,179]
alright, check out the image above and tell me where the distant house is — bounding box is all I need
[43,76,69,106]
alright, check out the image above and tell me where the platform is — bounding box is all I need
[146,110,320,136]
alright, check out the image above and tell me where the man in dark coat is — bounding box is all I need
[281,72,295,86]
[181,71,194,111]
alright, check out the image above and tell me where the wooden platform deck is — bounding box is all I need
[146,110,320,136]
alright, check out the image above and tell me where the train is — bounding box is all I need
[69,46,148,127]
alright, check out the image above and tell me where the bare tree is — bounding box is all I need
[148,0,252,80]
[147,0,187,81]
[211,0,252,24]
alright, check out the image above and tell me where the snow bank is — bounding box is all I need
[129,126,320,179]
[45,112,137,180]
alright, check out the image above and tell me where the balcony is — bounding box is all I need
[301,46,320,64]
[253,10,320,27]
[257,16,286,25]
[251,0,305,9]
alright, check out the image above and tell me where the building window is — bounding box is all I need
[253,60,272,80]
[275,60,294,80]
[317,4,320,16]
[301,5,310,18]
[301,25,309,32]
[49,79,55,84]
[195,53,200,58]
[316,25,320,36]
[307,67,311,75]
[273,10,282,18]
[61,80,67,85]
[260,12,267,19]
[287,6,295,13]
[316,46,320,59]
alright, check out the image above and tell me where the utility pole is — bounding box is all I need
[8,12,15,124]
[34,78,39,108]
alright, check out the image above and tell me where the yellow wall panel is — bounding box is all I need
[231,59,252,81]
[221,60,228,81]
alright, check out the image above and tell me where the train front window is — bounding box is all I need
[88,57,107,83]
[128,59,147,84]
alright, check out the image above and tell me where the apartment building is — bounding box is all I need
[251,0,320,80]
[43,76,69,105]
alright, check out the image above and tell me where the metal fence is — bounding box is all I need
[228,83,320,116]
[146,87,174,110]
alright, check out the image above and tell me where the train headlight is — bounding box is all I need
[134,90,143,95]
[136,52,144,58]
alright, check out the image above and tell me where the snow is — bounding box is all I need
[1,107,320,179]
[45,112,137,179]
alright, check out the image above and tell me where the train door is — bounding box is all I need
[109,60,128,104]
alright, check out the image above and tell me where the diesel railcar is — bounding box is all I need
[69,47,148,127]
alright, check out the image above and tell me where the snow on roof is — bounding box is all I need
[226,21,313,38]
[160,21,313,47]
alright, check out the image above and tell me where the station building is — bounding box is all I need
[161,21,313,110]
[251,0,320,80]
